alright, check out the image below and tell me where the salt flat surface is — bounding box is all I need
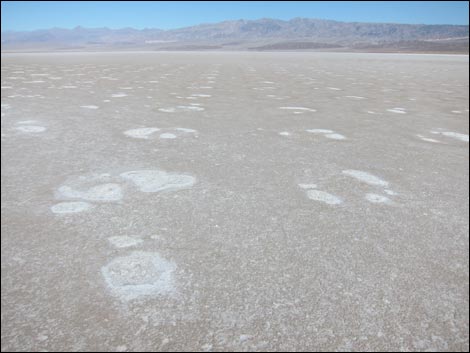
[1,52,468,352]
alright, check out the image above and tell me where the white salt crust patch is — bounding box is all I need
[108,236,143,248]
[325,133,346,140]
[385,189,397,196]
[160,133,177,139]
[417,134,440,143]
[387,108,406,114]
[120,170,195,193]
[15,126,46,133]
[344,96,366,99]
[124,127,160,139]
[279,131,290,136]
[58,183,123,202]
[279,106,316,112]
[175,128,197,133]
[306,190,342,205]
[430,131,469,142]
[17,120,39,124]
[101,251,176,301]
[342,170,389,187]
[158,106,205,113]
[365,193,391,204]
[80,105,99,109]
[298,183,317,189]
[306,129,334,134]
[51,201,93,214]
[111,93,128,98]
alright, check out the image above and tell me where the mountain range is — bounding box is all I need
[2,18,469,53]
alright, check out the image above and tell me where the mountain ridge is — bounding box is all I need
[2,17,468,53]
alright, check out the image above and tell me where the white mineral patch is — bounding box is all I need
[191,94,211,97]
[431,131,469,142]
[385,189,397,196]
[325,133,346,140]
[306,129,334,134]
[344,96,366,99]
[342,170,389,187]
[175,128,197,133]
[111,93,128,98]
[108,236,143,248]
[51,201,93,214]
[387,108,406,114]
[101,251,176,301]
[279,131,290,136]
[15,125,46,133]
[306,190,342,205]
[80,105,99,109]
[158,107,176,113]
[365,193,391,204]
[417,134,440,143]
[177,105,205,111]
[124,127,160,139]
[279,106,316,112]
[17,120,39,125]
[58,183,123,202]
[160,133,177,139]
[120,170,195,193]
[159,105,205,112]
[298,183,317,189]
[441,132,469,142]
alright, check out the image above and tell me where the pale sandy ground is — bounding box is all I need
[1,52,469,352]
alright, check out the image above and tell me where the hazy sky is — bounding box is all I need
[2,1,469,31]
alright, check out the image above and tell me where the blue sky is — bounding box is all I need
[2,1,469,31]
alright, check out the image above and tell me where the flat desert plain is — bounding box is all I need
[1,52,469,351]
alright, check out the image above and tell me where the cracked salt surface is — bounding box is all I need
[101,251,176,301]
